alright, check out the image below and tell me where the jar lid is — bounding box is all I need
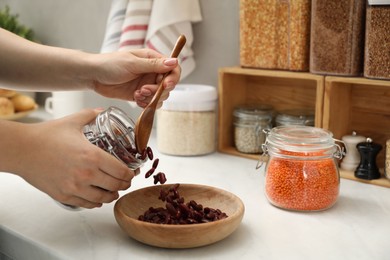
[276,109,314,126]
[266,125,335,153]
[233,104,274,120]
[161,84,217,111]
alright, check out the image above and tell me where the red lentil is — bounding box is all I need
[265,152,339,211]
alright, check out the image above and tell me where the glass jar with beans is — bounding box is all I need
[57,106,165,211]
[233,104,274,154]
[262,125,343,211]
[83,106,147,171]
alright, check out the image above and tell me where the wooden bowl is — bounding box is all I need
[114,183,245,248]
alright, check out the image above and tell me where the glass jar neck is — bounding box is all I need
[264,126,338,160]
[96,107,145,170]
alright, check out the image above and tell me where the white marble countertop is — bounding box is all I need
[1,109,390,260]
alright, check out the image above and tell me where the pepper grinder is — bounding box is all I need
[355,138,382,180]
[341,131,366,171]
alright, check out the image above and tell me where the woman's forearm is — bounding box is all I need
[0,28,94,91]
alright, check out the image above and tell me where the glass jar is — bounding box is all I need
[364,4,390,80]
[240,0,311,71]
[275,109,314,126]
[156,84,217,156]
[58,106,146,211]
[310,0,366,76]
[262,126,342,211]
[233,105,273,154]
[83,106,147,170]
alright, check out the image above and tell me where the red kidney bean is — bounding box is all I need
[152,158,159,169]
[145,168,155,178]
[146,146,154,160]
[138,184,228,225]
[158,172,167,184]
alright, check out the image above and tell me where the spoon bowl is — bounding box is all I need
[135,35,186,153]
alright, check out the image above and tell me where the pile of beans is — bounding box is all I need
[138,184,228,224]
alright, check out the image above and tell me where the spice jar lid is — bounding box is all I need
[275,109,314,126]
[233,104,274,120]
[161,84,217,112]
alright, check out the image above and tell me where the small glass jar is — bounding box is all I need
[233,105,273,154]
[156,84,217,156]
[83,106,147,171]
[262,126,342,211]
[275,109,314,127]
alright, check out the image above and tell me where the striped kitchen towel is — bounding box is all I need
[100,0,202,80]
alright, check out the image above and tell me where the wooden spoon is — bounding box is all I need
[134,35,186,153]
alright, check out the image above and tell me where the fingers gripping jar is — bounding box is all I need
[262,126,343,211]
[83,106,147,171]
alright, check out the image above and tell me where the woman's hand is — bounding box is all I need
[2,109,136,209]
[90,49,181,108]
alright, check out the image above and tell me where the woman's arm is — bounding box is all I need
[0,28,181,107]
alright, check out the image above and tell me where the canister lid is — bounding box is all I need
[233,104,274,120]
[161,84,217,111]
[275,109,314,126]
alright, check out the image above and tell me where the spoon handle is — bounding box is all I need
[150,35,186,103]
[170,35,187,58]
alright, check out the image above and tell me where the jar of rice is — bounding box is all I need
[156,84,217,156]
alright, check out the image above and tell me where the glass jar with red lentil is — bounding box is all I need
[262,126,343,211]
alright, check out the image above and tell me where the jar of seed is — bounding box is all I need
[263,126,342,211]
[275,109,314,127]
[364,3,390,80]
[240,0,311,71]
[310,0,366,76]
[233,104,273,154]
[156,84,217,156]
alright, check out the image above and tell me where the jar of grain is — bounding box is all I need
[364,3,390,80]
[240,0,311,71]
[310,0,366,76]
[233,104,273,154]
[263,126,342,211]
[275,109,314,127]
[156,84,217,156]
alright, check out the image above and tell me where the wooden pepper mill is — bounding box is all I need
[355,138,382,180]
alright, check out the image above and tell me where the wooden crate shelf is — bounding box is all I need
[218,67,324,159]
[323,76,390,188]
[218,67,390,188]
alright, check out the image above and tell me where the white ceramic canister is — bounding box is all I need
[156,84,217,156]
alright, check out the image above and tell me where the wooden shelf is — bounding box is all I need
[323,76,390,167]
[218,67,390,188]
[340,169,390,188]
[218,67,324,157]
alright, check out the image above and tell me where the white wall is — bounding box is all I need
[1,0,240,118]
